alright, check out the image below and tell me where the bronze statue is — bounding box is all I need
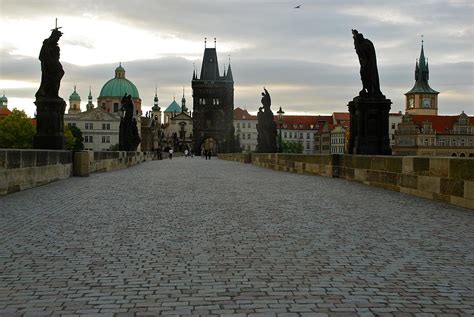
[35,26,65,99]
[256,88,277,153]
[352,29,382,97]
[119,94,141,151]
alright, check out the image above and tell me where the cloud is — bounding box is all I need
[0,0,472,117]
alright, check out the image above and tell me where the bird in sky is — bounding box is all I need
[294,4,302,8]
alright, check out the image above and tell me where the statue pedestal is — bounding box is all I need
[348,96,392,155]
[33,98,66,150]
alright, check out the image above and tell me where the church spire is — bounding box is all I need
[181,86,188,113]
[406,37,438,95]
[226,55,234,82]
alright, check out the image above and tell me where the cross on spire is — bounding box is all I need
[204,37,207,48]
[51,18,62,31]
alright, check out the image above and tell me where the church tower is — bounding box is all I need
[151,88,161,124]
[68,86,81,114]
[192,38,234,154]
[405,38,439,115]
[86,87,94,111]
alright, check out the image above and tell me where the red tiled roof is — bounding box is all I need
[333,112,350,121]
[410,114,474,133]
[277,115,332,130]
[234,107,257,120]
[0,107,12,117]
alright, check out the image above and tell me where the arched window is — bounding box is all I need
[451,153,457,157]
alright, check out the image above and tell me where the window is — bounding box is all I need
[284,132,287,138]
[247,123,251,128]
[392,123,396,129]
[247,133,251,139]
[306,133,310,139]
[85,123,94,130]
[113,103,119,112]
[306,143,310,149]
[237,123,240,129]
[242,133,246,140]
[67,122,76,127]
[438,139,445,146]
[84,135,93,143]
[212,99,220,105]
[300,133,303,139]
[199,98,206,105]
[102,136,111,143]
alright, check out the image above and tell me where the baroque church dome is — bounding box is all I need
[99,63,139,99]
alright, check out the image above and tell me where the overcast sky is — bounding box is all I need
[1,0,473,117]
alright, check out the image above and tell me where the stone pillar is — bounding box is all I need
[33,98,66,150]
[348,96,392,155]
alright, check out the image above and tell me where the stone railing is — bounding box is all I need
[219,153,474,210]
[0,149,72,195]
[218,153,252,163]
[74,151,157,176]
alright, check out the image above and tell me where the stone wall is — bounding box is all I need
[219,153,474,210]
[218,153,251,163]
[0,149,72,195]
[74,151,157,176]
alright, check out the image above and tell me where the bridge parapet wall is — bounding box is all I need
[219,153,474,210]
[0,149,72,195]
[74,151,156,176]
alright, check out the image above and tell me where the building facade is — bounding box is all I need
[393,112,474,157]
[233,108,257,152]
[192,44,235,154]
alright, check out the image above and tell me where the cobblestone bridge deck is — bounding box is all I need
[1,157,473,317]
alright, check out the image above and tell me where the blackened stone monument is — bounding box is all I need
[119,94,141,151]
[34,21,66,150]
[256,88,277,153]
[348,29,391,155]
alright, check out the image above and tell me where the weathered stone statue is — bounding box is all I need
[119,94,141,151]
[348,30,391,155]
[352,29,382,97]
[33,21,66,150]
[256,88,277,153]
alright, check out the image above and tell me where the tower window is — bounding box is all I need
[213,99,220,105]
[199,98,206,105]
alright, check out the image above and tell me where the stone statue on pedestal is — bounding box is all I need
[119,94,141,151]
[256,88,277,153]
[348,30,391,155]
[33,20,66,150]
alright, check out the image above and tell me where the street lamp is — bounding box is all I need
[277,106,285,152]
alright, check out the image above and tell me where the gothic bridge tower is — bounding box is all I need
[192,39,234,154]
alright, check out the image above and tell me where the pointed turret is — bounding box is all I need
[86,86,94,111]
[407,39,437,94]
[181,87,188,113]
[226,63,234,82]
[200,47,220,80]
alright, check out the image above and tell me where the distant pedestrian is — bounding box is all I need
[184,149,189,158]
[201,148,205,158]
[207,150,211,160]
[190,149,194,158]
[169,148,173,159]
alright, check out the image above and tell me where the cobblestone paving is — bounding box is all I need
[1,157,473,317]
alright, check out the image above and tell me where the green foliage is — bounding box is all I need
[68,125,84,151]
[282,140,304,154]
[0,108,35,149]
[64,127,75,150]
[109,143,119,151]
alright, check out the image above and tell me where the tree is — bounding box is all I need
[69,125,84,151]
[282,140,304,154]
[109,143,119,151]
[64,126,75,150]
[0,109,36,148]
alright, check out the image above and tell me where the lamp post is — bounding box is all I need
[277,106,285,153]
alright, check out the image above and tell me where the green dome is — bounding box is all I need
[69,90,81,101]
[0,94,7,102]
[99,77,139,98]
[99,64,140,99]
